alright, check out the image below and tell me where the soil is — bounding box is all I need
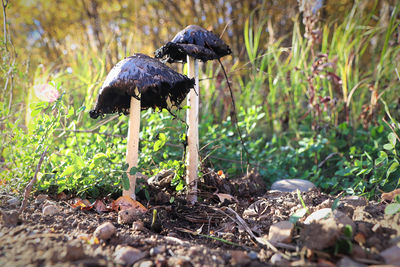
[0,169,399,267]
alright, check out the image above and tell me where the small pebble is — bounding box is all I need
[150,245,165,256]
[230,250,250,266]
[380,245,400,265]
[268,221,294,243]
[7,197,21,207]
[94,222,116,240]
[34,194,49,204]
[114,246,146,265]
[135,260,153,267]
[42,205,59,216]
[132,221,146,232]
[248,251,258,260]
[270,253,287,265]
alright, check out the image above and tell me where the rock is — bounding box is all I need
[167,256,192,267]
[42,205,60,216]
[304,208,356,233]
[300,217,340,249]
[150,245,165,256]
[118,208,143,224]
[268,221,294,244]
[134,260,154,267]
[380,245,400,266]
[351,244,367,258]
[270,253,288,265]
[114,246,146,265]
[271,179,315,192]
[0,210,20,227]
[94,222,116,240]
[336,256,366,267]
[60,240,86,261]
[7,196,21,207]
[230,250,250,266]
[248,251,258,260]
[34,194,49,204]
[132,221,146,232]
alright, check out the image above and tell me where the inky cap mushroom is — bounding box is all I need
[89,53,195,119]
[155,25,232,63]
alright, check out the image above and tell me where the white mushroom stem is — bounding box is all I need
[186,55,199,203]
[124,90,141,199]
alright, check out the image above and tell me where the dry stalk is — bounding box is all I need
[19,146,49,212]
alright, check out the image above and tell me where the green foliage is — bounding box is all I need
[385,194,400,215]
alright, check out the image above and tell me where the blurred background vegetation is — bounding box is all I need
[1,0,399,200]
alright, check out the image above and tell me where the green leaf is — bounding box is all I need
[343,224,353,238]
[122,172,130,190]
[383,143,394,150]
[395,194,400,204]
[331,197,341,211]
[60,165,77,177]
[153,140,163,152]
[289,208,308,224]
[67,106,75,118]
[175,181,184,191]
[129,166,138,175]
[385,203,400,215]
[93,153,107,161]
[388,133,397,147]
[387,161,399,178]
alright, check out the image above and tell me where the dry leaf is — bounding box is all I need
[92,199,110,213]
[111,196,147,212]
[215,193,236,203]
[354,232,366,245]
[382,189,400,202]
[71,198,92,210]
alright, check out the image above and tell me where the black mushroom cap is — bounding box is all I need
[155,25,232,63]
[89,53,195,119]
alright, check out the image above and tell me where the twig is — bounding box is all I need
[213,206,291,260]
[19,146,49,212]
[2,0,8,48]
[318,152,339,168]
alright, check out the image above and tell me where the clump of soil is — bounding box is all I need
[0,169,398,266]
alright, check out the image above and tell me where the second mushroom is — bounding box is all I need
[155,25,232,203]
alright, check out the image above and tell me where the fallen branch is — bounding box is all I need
[19,146,49,212]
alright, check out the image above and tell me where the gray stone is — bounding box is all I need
[268,221,294,243]
[271,179,316,192]
[114,246,146,265]
[304,208,356,233]
[94,222,116,240]
[380,245,400,265]
[337,256,366,267]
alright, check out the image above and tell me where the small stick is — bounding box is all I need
[186,55,199,204]
[20,145,49,212]
[124,92,141,199]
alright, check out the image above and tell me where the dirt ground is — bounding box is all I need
[0,169,399,266]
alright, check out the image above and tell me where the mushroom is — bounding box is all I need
[155,25,232,203]
[90,53,194,199]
